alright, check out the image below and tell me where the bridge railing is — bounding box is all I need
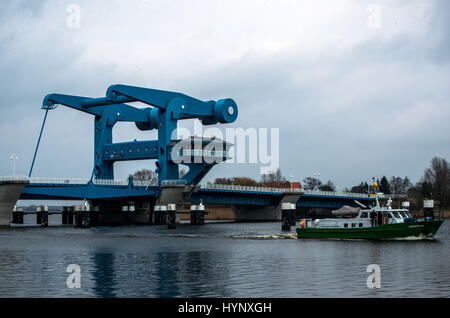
[161,179,187,186]
[0,176,31,182]
[29,177,90,185]
[303,189,369,198]
[134,180,158,187]
[200,183,302,193]
[27,177,158,187]
[92,179,128,186]
[201,183,370,198]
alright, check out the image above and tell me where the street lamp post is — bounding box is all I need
[10,154,19,177]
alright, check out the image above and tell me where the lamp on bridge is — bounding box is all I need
[9,154,19,177]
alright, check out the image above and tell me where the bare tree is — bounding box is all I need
[131,169,158,184]
[423,157,450,207]
[302,177,322,190]
[318,180,336,192]
[261,168,287,186]
[390,176,412,194]
[350,182,369,194]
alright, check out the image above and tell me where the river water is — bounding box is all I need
[0,218,449,298]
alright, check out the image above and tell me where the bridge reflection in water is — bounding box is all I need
[89,250,232,298]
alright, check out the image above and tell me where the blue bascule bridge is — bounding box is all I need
[0,84,375,229]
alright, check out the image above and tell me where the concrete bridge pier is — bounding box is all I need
[281,203,297,231]
[0,179,30,227]
[39,205,49,227]
[62,206,75,225]
[232,192,302,223]
[190,204,206,225]
[12,206,24,224]
[153,205,167,225]
[167,204,177,229]
[154,184,198,228]
[74,204,90,228]
[88,199,152,225]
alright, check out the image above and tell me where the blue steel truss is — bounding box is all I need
[22,84,377,211]
[31,85,238,186]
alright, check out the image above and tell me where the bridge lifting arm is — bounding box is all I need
[38,84,238,186]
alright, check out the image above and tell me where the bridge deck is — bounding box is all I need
[7,176,375,208]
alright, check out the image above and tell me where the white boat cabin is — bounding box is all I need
[298,204,414,230]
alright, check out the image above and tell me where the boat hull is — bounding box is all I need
[296,220,444,239]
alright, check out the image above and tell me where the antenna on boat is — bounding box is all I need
[354,200,368,209]
[369,177,380,208]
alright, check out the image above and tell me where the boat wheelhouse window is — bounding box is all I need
[360,212,368,218]
[359,223,363,227]
[344,223,348,228]
[400,212,408,218]
[392,211,401,218]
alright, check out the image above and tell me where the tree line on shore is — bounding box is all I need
[131,156,450,209]
[211,156,450,209]
[346,157,449,209]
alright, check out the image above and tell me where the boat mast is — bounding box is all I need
[369,178,380,208]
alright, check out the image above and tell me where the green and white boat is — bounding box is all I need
[296,195,444,240]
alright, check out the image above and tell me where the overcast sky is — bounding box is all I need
[1,0,449,189]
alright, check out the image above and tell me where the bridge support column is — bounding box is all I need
[146,202,154,225]
[190,204,206,225]
[62,207,68,225]
[232,205,280,221]
[36,207,41,225]
[67,207,74,225]
[167,204,176,229]
[75,205,90,228]
[190,205,198,225]
[12,207,24,224]
[154,205,167,225]
[35,205,49,227]
[62,206,77,225]
[0,179,29,227]
[40,205,49,227]
[197,204,205,225]
[122,205,130,225]
[232,192,302,222]
[74,206,81,227]
[153,205,159,224]
[90,206,99,226]
[156,184,197,228]
[281,203,296,231]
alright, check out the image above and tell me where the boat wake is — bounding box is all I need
[388,234,436,241]
[227,233,298,240]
